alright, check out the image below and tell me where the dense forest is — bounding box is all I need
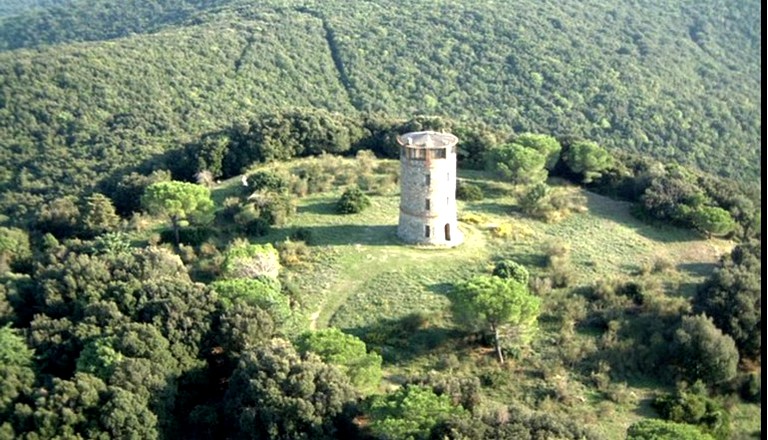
[0,0,761,223]
[0,0,762,439]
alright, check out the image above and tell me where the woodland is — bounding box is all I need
[0,0,761,439]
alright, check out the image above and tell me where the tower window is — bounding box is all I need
[425,198,431,211]
[425,225,431,237]
[425,173,431,185]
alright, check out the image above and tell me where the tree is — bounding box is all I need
[626,419,714,440]
[453,275,540,363]
[100,386,159,440]
[514,133,562,170]
[563,140,613,183]
[36,196,81,238]
[694,242,761,360]
[212,278,290,324]
[485,143,547,184]
[336,186,371,214]
[672,315,739,385]
[0,227,30,273]
[652,382,730,440]
[141,181,214,247]
[368,385,469,440]
[689,206,736,238]
[0,325,35,416]
[81,193,120,237]
[223,338,357,440]
[297,328,383,392]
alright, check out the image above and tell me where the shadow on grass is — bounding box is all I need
[497,251,548,268]
[676,262,716,277]
[464,201,513,216]
[298,199,339,215]
[341,313,463,364]
[582,192,702,243]
[285,224,400,246]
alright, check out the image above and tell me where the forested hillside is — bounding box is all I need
[0,0,64,19]
[0,0,761,219]
[0,10,355,220]
[0,1,762,438]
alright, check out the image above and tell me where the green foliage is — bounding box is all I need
[672,315,739,386]
[0,325,33,367]
[0,227,30,273]
[455,181,484,201]
[247,191,296,226]
[159,225,213,246]
[485,143,547,185]
[368,384,469,440]
[0,0,760,227]
[216,298,276,354]
[653,382,730,440]
[513,133,562,170]
[563,141,613,183]
[76,337,123,380]
[111,170,172,216]
[627,419,715,440]
[492,260,530,285]
[221,240,280,279]
[81,193,120,237]
[694,241,761,360]
[224,338,357,440]
[336,186,371,214]
[688,206,735,238]
[246,170,288,193]
[297,328,383,392]
[142,181,214,224]
[519,183,587,223]
[453,275,540,362]
[211,278,289,323]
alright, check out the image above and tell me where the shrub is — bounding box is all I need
[222,240,281,279]
[492,260,530,285]
[276,239,311,266]
[652,382,731,440]
[627,419,714,440]
[246,170,288,193]
[336,187,371,214]
[456,181,484,201]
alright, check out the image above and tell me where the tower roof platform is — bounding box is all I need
[396,131,458,149]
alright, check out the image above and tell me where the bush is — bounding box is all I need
[652,382,730,440]
[456,181,484,201]
[492,260,530,285]
[336,187,371,214]
[246,170,287,193]
[627,419,714,440]
[275,239,311,266]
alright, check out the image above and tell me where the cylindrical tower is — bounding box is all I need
[397,130,463,247]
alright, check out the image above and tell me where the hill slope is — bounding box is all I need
[0,0,760,214]
[0,11,354,204]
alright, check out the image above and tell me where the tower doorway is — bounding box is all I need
[445,223,451,241]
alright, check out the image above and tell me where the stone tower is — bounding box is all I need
[397,130,463,247]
